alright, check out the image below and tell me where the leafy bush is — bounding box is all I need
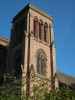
[0,75,75,100]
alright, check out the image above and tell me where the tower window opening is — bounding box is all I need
[39,20,44,40]
[33,16,39,38]
[44,22,48,42]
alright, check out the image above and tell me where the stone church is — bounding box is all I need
[0,3,58,96]
[0,3,75,97]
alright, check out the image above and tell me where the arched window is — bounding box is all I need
[49,24,51,44]
[39,20,44,40]
[44,22,48,42]
[37,49,47,75]
[33,16,39,38]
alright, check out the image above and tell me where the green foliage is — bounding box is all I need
[0,75,75,100]
[31,85,75,100]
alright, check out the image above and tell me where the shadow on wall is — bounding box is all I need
[0,45,8,85]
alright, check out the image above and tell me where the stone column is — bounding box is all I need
[21,32,29,96]
[51,22,58,89]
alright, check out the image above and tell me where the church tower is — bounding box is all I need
[8,4,57,96]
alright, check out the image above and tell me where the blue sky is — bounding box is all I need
[0,0,75,76]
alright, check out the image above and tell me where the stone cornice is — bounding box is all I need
[12,3,53,23]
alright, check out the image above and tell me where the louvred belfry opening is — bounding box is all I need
[39,20,44,40]
[33,16,39,38]
[44,22,48,42]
